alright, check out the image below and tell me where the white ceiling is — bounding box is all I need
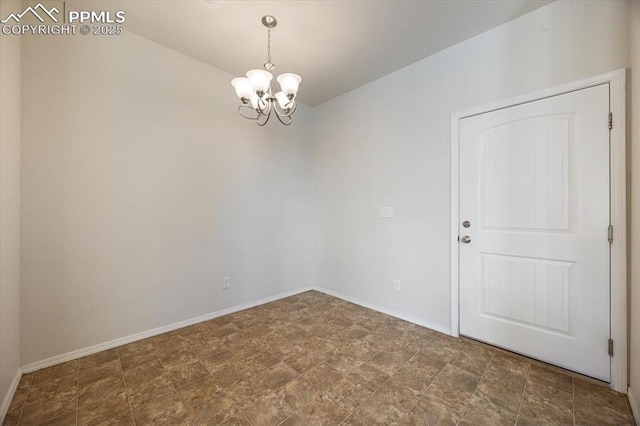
[89,0,553,106]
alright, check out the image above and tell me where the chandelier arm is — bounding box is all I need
[273,104,287,117]
[273,101,296,118]
[285,101,297,116]
[257,96,272,116]
[238,105,259,120]
[257,110,271,126]
[274,110,292,126]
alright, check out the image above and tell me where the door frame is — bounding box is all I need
[450,69,627,392]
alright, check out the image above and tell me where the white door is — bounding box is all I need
[459,84,611,381]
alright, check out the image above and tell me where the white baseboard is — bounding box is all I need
[0,367,22,423]
[313,286,451,336]
[21,287,312,374]
[629,386,640,425]
[20,286,451,374]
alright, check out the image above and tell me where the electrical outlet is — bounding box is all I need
[222,276,231,289]
[380,206,394,218]
[394,279,401,291]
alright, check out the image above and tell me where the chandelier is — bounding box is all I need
[231,16,302,126]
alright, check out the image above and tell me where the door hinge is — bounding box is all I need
[608,338,614,357]
[608,112,613,130]
[608,225,613,243]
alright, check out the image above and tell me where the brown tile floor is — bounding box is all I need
[3,290,636,425]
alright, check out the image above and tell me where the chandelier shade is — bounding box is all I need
[276,73,302,96]
[231,77,253,99]
[249,94,259,109]
[275,91,290,109]
[246,69,273,93]
[231,16,301,126]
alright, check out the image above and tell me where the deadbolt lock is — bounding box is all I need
[462,220,471,228]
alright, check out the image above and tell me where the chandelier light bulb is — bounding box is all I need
[277,73,302,96]
[275,91,290,109]
[250,93,259,109]
[246,69,273,93]
[231,77,253,100]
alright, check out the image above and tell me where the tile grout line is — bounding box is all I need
[572,377,576,426]
[241,328,305,425]
[116,348,137,426]
[217,320,284,422]
[75,362,80,426]
[388,336,439,422]
[318,360,371,421]
[457,352,495,423]
[406,344,454,423]
[15,373,33,426]
[151,338,195,426]
[169,340,211,426]
[514,362,532,425]
[18,364,79,425]
[292,313,387,423]
[376,328,438,422]
[292,317,389,423]
[345,346,407,421]
[182,369,240,425]
[413,338,461,423]
[215,369,257,426]
[187,321,287,426]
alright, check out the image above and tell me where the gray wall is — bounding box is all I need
[20,30,314,365]
[312,0,630,332]
[0,0,22,414]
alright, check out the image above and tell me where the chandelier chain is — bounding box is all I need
[266,28,271,65]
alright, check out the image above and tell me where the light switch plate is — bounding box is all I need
[379,207,394,218]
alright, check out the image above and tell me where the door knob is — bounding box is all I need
[461,235,471,244]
